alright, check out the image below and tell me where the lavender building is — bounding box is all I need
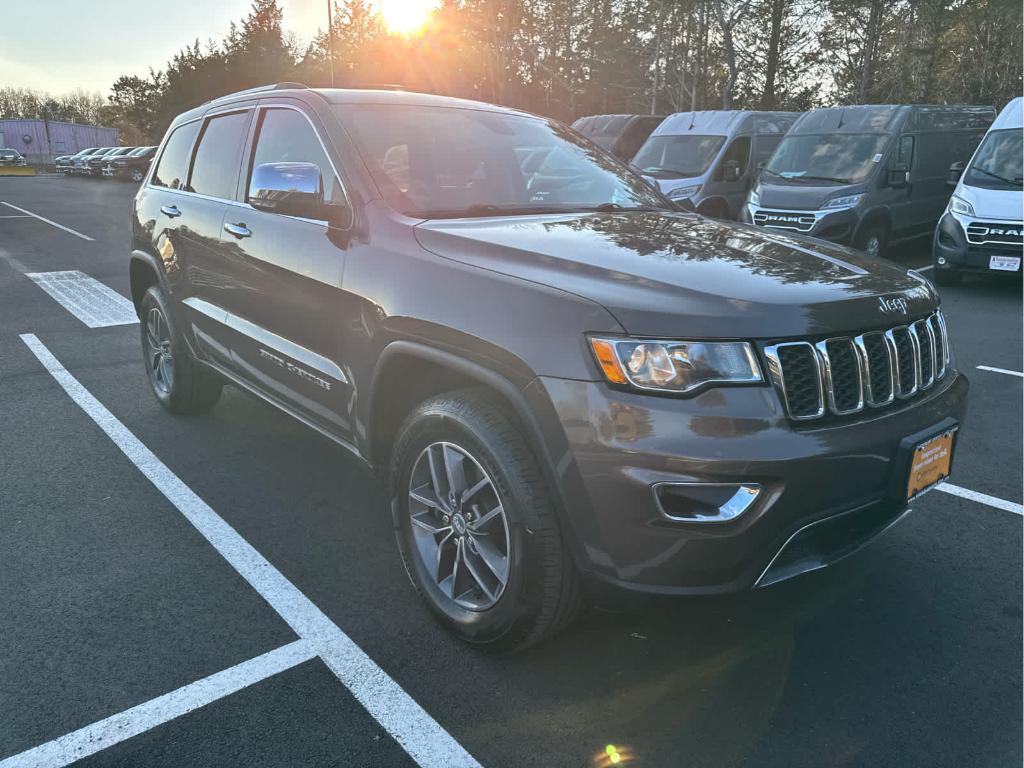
[0,119,119,164]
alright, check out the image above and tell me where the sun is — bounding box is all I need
[377,0,438,36]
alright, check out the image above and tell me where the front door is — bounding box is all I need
[213,103,355,441]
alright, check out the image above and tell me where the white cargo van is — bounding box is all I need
[932,97,1022,283]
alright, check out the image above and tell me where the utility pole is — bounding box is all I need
[327,0,336,87]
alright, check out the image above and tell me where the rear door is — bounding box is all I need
[210,102,355,439]
[173,107,255,364]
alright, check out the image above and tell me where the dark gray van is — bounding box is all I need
[571,114,666,162]
[743,105,994,257]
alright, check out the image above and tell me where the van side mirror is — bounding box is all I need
[722,159,742,183]
[250,162,350,227]
[887,163,909,189]
[947,161,965,188]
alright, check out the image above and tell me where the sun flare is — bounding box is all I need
[377,0,438,36]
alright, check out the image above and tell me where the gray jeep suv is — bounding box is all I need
[130,84,967,650]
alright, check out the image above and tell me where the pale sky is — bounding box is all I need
[0,0,331,96]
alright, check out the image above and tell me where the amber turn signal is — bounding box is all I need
[589,338,628,384]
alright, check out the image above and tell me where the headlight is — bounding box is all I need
[821,193,865,210]
[748,188,760,205]
[949,194,974,216]
[589,336,763,393]
[666,184,702,200]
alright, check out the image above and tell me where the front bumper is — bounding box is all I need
[534,370,968,596]
[745,204,860,245]
[933,212,1023,273]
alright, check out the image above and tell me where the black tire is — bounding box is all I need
[139,286,222,414]
[854,222,888,259]
[130,168,144,183]
[933,262,962,286]
[390,388,581,651]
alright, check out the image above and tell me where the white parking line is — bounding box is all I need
[17,334,482,768]
[976,365,1024,379]
[0,641,316,768]
[937,483,1023,516]
[26,271,138,328]
[1,201,94,241]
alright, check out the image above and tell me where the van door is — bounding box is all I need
[887,133,916,239]
[213,103,355,439]
[711,135,751,218]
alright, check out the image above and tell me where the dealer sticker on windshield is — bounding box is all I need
[989,255,1021,272]
[907,429,956,500]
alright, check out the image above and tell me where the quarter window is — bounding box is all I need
[188,111,251,199]
[152,121,201,190]
[247,109,344,205]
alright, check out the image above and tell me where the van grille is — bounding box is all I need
[752,209,816,232]
[966,221,1023,247]
[765,311,949,421]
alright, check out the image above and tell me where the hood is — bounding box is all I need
[954,183,1024,221]
[414,211,935,338]
[753,180,868,211]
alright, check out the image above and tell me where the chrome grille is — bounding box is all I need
[752,209,816,232]
[966,221,1023,246]
[765,311,949,421]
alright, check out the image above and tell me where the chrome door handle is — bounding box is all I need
[160,205,181,218]
[223,222,252,238]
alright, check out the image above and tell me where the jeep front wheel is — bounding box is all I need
[390,389,581,651]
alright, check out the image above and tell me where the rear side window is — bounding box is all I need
[247,108,344,205]
[188,111,250,199]
[152,121,201,190]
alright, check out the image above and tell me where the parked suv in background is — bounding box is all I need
[933,97,1023,284]
[62,147,100,174]
[131,85,968,650]
[103,146,157,182]
[744,105,994,257]
[85,146,132,176]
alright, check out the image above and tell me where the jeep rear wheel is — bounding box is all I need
[390,389,581,651]
[139,286,222,414]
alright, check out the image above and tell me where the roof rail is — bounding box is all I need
[203,82,309,104]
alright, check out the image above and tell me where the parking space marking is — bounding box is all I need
[0,201,94,241]
[18,334,482,768]
[25,271,138,328]
[976,365,1024,378]
[937,482,1023,516]
[0,640,316,768]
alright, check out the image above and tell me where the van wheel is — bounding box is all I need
[139,286,222,414]
[390,389,581,652]
[855,223,888,259]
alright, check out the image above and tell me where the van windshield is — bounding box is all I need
[632,135,726,178]
[340,105,668,218]
[964,130,1023,189]
[764,133,889,184]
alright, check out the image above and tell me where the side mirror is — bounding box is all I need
[251,162,348,225]
[722,159,742,183]
[947,160,965,188]
[887,162,910,188]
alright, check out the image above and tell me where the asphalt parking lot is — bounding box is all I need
[1,174,1021,768]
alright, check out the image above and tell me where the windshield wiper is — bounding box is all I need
[971,166,1023,187]
[642,166,697,177]
[789,174,852,184]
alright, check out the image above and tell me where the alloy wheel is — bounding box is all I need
[408,441,511,610]
[131,169,143,182]
[145,307,175,395]
[865,235,881,258]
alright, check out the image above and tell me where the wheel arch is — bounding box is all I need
[852,207,892,245]
[129,250,169,317]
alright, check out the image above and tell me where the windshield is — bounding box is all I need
[964,129,1023,189]
[339,105,667,218]
[765,133,890,184]
[128,146,150,157]
[632,135,726,178]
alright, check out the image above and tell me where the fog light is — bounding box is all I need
[654,482,761,523]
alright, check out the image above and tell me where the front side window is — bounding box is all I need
[341,104,667,217]
[188,111,250,199]
[764,133,890,184]
[633,135,726,179]
[964,129,1023,190]
[896,135,914,166]
[717,136,751,178]
[152,121,201,190]
[247,108,344,205]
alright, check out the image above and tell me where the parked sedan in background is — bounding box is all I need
[102,146,157,182]
[84,147,132,177]
[0,149,28,166]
